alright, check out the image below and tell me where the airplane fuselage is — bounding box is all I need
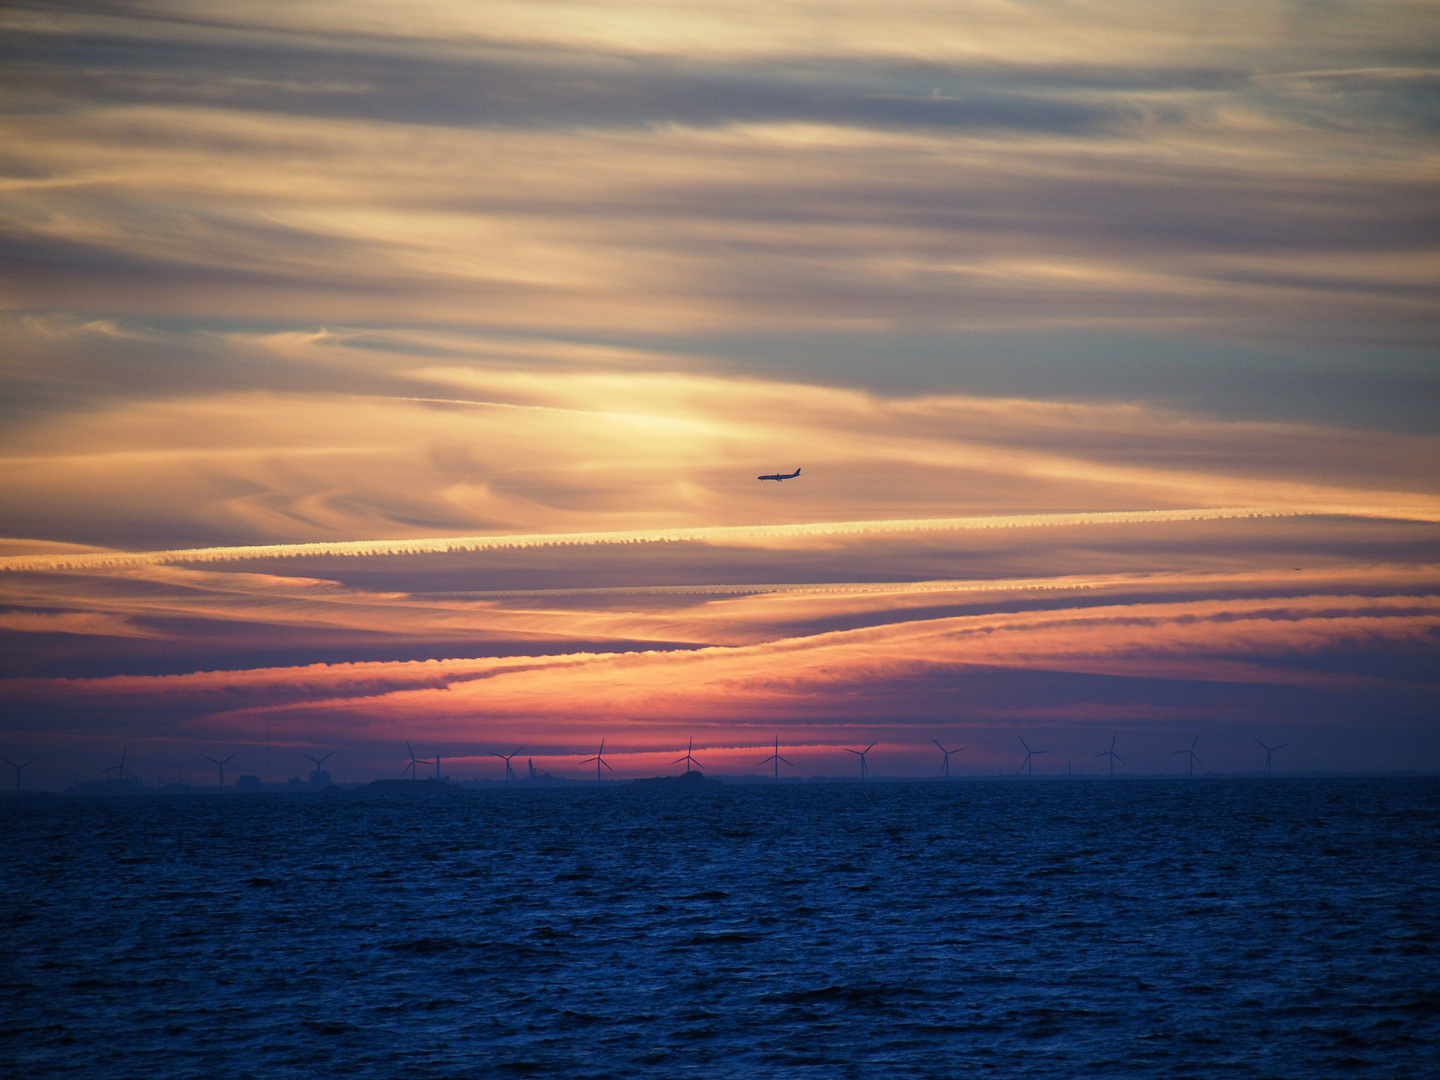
[758,467,802,482]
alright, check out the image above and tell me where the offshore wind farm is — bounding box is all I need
[10,728,1406,799]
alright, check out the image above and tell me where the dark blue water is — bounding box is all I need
[3,779,1437,1078]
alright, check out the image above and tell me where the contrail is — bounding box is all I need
[0,505,1320,573]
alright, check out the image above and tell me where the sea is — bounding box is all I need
[2,778,1437,1078]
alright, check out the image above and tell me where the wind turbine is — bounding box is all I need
[758,736,793,780]
[491,747,524,781]
[580,738,615,782]
[933,739,964,778]
[203,751,237,788]
[102,745,139,785]
[673,737,705,774]
[104,743,137,777]
[1018,736,1048,776]
[1095,732,1124,777]
[401,742,431,780]
[1254,738,1287,775]
[301,751,334,784]
[1172,735,1202,776]
[2,756,36,793]
[842,742,876,779]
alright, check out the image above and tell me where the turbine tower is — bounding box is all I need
[757,736,793,780]
[203,751,237,788]
[933,739,965,778]
[1254,738,1287,775]
[842,742,876,779]
[1095,732,1125,777]
[673,737,705,774]
[1018,736,1049,776]
[580,738,615,782]
[2,756,36,793]
[491,747,524,781]
[1172,735,1202,776]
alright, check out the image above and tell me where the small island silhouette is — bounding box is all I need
[632,770,718,786]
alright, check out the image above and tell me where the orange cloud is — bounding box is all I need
[7,587,1430,751]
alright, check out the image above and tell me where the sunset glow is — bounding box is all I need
[2,0,1436,786]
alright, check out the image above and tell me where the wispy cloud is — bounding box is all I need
[3,0,1437,352]
[5,580,1434,763]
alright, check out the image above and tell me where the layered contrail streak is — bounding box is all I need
[0,506,1303,572]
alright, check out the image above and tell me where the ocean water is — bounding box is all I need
[2,778,1437,1078]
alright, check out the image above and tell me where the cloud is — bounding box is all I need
[0,610,156,637]
[4,583,1433,746]
[3,0,1437,350]
[2,0,1438,780]
[0,508,1310,572]
[0,345,1435,552]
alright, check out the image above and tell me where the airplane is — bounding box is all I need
[758,467,802,482]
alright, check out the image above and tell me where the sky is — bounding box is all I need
[1,0,1437,787]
